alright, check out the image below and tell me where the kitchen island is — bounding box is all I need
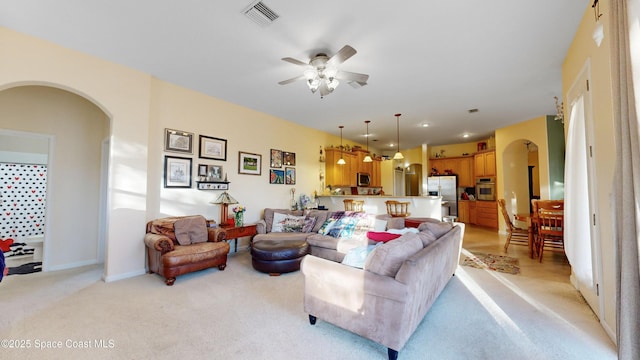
[317,195,443,219]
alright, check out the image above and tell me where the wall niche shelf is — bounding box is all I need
[196,181,230,190]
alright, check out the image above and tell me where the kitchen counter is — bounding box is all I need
[317,195,443,219]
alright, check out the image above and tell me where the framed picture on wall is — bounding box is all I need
[199,135,227,161]
[238,151,261,175]
[164,128,194,154]
[283,151,296,166]
[164,156,192,188]
[270,149,282,168]
[285,167,296,185]
[270,169,284,184]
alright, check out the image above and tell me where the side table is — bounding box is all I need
[220,224,257,252]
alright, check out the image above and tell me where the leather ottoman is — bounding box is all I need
[250,240,309,276]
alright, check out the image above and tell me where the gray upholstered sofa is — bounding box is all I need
[301,220,465,360]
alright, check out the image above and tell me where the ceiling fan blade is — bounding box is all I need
[347,81,367,89]
[278,75,305,85]
[336,70,369,84]
[282,57,309,66]
[327,45,357,66]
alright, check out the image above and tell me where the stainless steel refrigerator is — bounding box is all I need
[427,175,458,217]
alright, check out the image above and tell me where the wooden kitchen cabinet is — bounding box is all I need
[469,201,477,224]
[458,200,469,223]
[429,156,474,188]
[475,200,498,229]
[325,148,379,187]
[474,150,496,178]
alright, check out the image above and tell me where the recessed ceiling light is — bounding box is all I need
[463,134,470,138]
[421,123,429,127]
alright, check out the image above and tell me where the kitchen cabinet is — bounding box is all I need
[429,156,474,188]
[474,150,496,178]
[458,200,469,223]
[469,201,477,224]
[475,200,498,229]
[325,148,379,187]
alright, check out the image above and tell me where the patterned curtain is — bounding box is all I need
[0,163,47,240]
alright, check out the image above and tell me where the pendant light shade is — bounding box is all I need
[363,120,373,162]
[337,125,346,165]
[393,113,404,160]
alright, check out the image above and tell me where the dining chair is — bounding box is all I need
[343,199,365,212]
[385,200,411,217]
[533,200,565,262]
[498,199,529,252]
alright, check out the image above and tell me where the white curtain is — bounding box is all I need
[564,96,594,289]
[611,0,640,357]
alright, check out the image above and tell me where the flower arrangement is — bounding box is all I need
[232,205,246,214]
[232,205,246,227]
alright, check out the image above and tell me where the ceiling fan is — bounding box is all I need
[278,45,369,98]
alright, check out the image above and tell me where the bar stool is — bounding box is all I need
[343,199,365,212]
[385,200,410,217]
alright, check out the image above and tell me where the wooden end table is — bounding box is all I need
[220,224,257,252]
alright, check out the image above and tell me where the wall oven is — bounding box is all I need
[476,177,496,201]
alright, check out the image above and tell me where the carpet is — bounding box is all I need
[462,253,520,274]
[7,261,42,275]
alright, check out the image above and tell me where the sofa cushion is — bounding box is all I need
[174,215,208,245]
[253,232,310,242]
[364,232,423,277]
[418,221,454,238]
[417,231,438,247]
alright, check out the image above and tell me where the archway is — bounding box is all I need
[0,85,110,273]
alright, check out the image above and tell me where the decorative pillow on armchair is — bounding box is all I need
[174,216,208,245]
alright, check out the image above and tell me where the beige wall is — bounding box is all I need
[0,27,348,280]
[563,2,616,339]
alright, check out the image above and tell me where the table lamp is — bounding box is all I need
[210,191,238,225]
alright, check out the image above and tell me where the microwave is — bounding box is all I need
[357,172,371,186]
[476,177,496,201]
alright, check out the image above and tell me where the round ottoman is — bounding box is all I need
[250,240,309,276]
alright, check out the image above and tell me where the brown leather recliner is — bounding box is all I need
[144,215,229,285]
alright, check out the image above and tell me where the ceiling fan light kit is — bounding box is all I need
[279,45,369,98]
[393,113,404,160]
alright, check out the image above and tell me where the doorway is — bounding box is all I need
[502,140,541,218]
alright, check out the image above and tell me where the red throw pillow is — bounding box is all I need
[366,231,402,243]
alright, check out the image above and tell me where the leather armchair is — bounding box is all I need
[144,215,229,285]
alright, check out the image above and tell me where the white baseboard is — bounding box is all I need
[44,259,98,272]
[103,268,146,283]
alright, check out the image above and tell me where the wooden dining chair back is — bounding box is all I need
[498,199,529,252]
[385,200,411,217]
[534,200,565,262]
[343,199,365,212]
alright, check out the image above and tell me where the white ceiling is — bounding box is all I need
[0,0,587,151]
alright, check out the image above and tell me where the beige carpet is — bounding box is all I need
[0,251,616,360]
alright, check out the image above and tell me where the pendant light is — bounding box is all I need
[337,125,346,165]
[363,120,373,162]
[393,113,404,160]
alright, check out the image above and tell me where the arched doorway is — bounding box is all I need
[0,85,110,274]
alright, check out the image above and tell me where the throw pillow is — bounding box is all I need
[341,243,381,269]
[364,233,423,277]
[317,218,338,235]
[174,216,208,245]
[271,212,289,233]
[282,214,306,232]
[302,216,317,233]
[366,231,402,243]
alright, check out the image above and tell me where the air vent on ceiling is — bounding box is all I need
[243,1,279,27]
